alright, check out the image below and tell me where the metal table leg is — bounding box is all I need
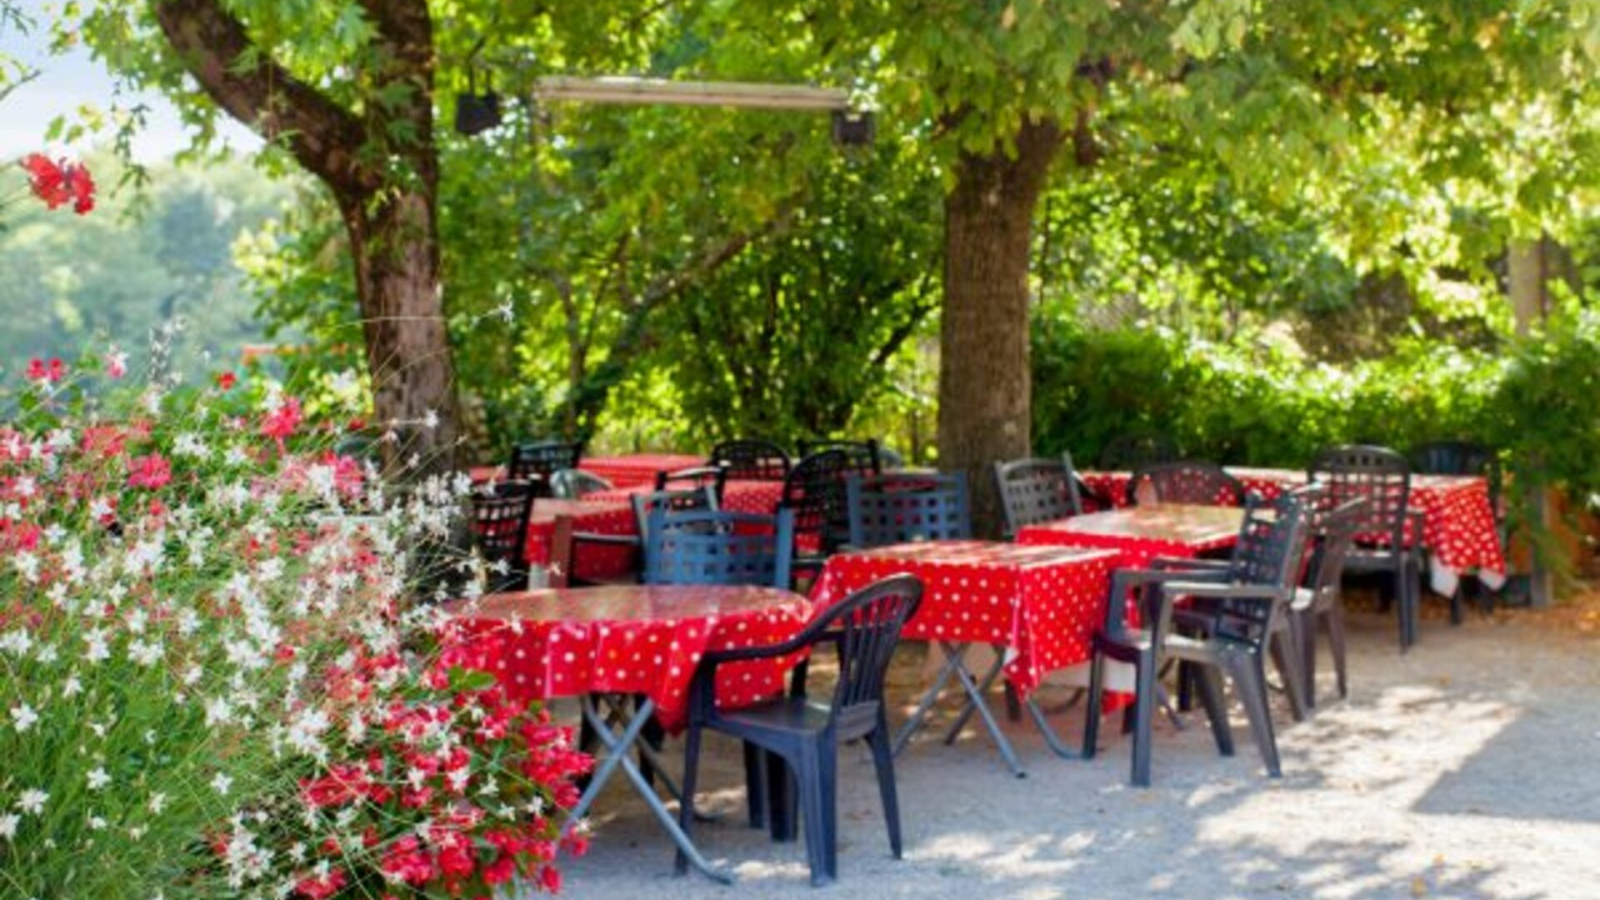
[562,694,733,884]
[893,641,1027,778]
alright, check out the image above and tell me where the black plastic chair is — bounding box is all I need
[549,467,614,499]
[1084,494,1309,786]
[1310,444,1424,649]
[1126,460,1247,507]
[845,472,971,548]
[507,440,582,492]
[1099,431,1180,470]
[654,465,729,501]
[643,508,796,590]
[709,439,791,482]
[1290,497,1368,707]
[992,453,1108,536]
[797,439,882,479]
[779,450,853,583]
[470,480,536,592]
[677,574,924,886]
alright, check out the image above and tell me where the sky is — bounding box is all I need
[0,1,260,162]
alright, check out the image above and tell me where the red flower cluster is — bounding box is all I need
[126,454,172,490]
[20,154,94,214]
[262,396,303,447]
[25,358,65,384]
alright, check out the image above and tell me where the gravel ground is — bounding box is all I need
[542,597,1600,900]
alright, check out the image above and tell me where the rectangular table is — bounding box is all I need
[809,541,1118,776]
[1081,468,1505,592]
[578,453,705,490]
[1017,504,1244,567]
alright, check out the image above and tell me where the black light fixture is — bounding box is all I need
[455,70,503,136]
[831,109,875,147]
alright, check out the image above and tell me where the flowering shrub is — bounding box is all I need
[0,354,589,899]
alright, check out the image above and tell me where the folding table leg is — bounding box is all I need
[564,695,733,884]
[891,641,966,756]
[936,642,1026,778]
[941,649,1008,744]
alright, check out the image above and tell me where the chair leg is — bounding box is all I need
[1131,655,1157,788]
[1003,682,1024,722]
[768,752,797,843]
[1269,631,1308,723]
[743,741,767,829]
[1082,650,1105,760]
[1291,612,1317,710]
[1175,660,1195,713]
[674,723,704,876]
[1326,606,1349,700]
[796,744,837,887]
[868,718,903,860]
[1229,656,1282,778]
[1191,662,1234,757]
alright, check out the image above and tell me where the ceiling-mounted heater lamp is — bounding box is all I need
[454,69,503,136]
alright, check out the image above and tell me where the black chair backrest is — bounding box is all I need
[1207,493,1309,645]
[993,455,1083,534]
[1411,440,1500,508]
[1308,444,1411,547]
[642,508,795,588]
[1099,431,1180,470]
[631,486,720,539]
[471,480,536,571]
[797,439,882,479]
[845,472,971,548]
[549,467,612,499]
[781,449,853,554]
[709,439,791,481]
[1304,497,1369,606]
[654,465,729,500]
[1126,460,1246,507]
[796,574,924,730]
[507,441,582,486]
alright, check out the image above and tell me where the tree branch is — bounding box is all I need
[153,0,375,195]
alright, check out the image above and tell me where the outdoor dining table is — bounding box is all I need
[1016,503,1245,567]
[448,584,814,882]
[809,540,1119,777]
[578,453,705,489]
[1081,468,1505,593]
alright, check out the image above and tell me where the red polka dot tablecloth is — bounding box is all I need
[808,541,1118,699]
[1016,504,1244,568]
[578,454,705,490]
[1081,468,1505,582]
[448,585,813,732]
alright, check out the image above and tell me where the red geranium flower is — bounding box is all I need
[20,154,94,214]
[216,371,237,391]
[126,454,172,490]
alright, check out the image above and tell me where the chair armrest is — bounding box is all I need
[570,531,640,548]
[1158,581,1288,601]
[1148,557,1232,573]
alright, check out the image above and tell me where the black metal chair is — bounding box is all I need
[507,440,582,492]
[677,574,924,886]
[1084,494,1310,786]
[1126,460,1247,507]
[797,439,882,479]
[654,465,729,501]
[549,467,614,499]
[470,481,536,592]
[844,472,971,548]
[778,450,852,583]
[1310,444,1424,649]
[1099,431,1180,470]
[709,439,791,482]
[992,453,1109,536]
[1290,497,1368,707]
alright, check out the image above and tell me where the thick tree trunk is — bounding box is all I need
[345,188,461,472]
[938,118,1064,535]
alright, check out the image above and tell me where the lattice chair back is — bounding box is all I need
[797,439,882,479]
[630,487,720,539]
[653,465,729,500]
[1197,493,1309,646]
[1411,439,1500,509]
[549,467,613,499]
[816,574,924,726]
[1099,431,1180,470]
[1308,444,1411,548]
[781,449,853,554]
[470,481,535,589]
[708,439,791,481]
[507,440,582,489]
[993,456,1082,535]
[845,472,971,548]
[643,508,795,588]
[1126,460,1246,507]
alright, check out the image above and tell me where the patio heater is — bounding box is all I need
[455,76,874,147]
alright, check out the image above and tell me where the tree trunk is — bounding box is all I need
[1508,235,1559,606]
[938,118,1064,535]
[345,187,461,472]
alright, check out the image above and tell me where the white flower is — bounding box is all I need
[62,676,82,698]
[83,629,110,663]
[210,773,233,796]
[11,704,37,733]
[0,628,31,657]
[87,768,110,791]
[17,789,47,815]
[422,409,439,431]
[148,792,167,814]
[0,813,17,840]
